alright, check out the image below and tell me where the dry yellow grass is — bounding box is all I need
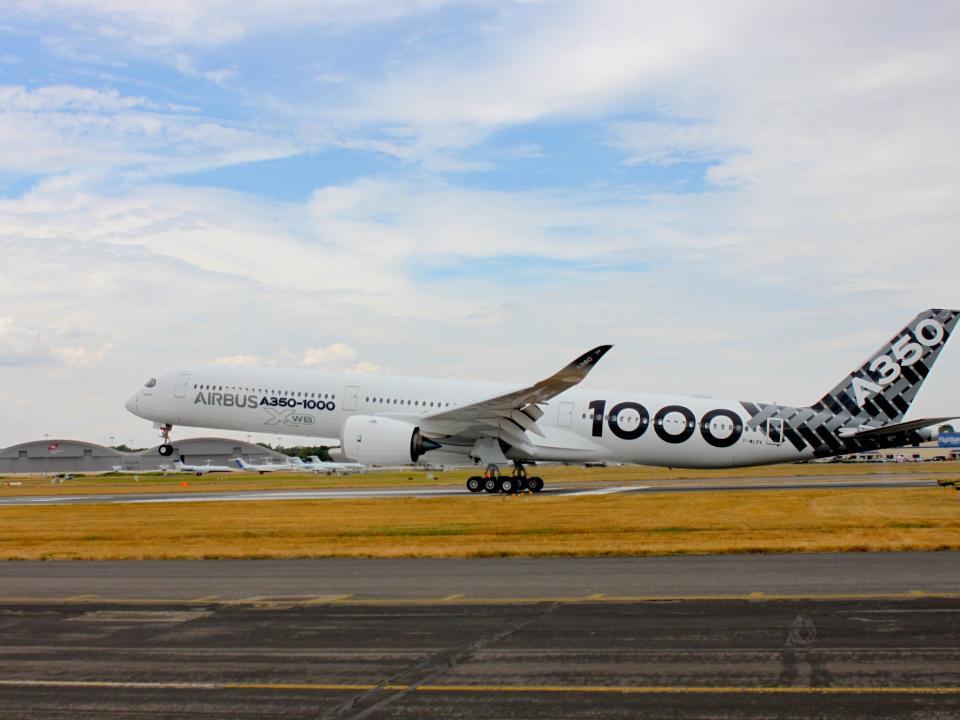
[1,487,958,560]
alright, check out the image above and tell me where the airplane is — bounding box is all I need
[232,457,285,474]
[126,309,959,494]
[291,456,366,475]
[233,458,299,475]
[172,458,235,476]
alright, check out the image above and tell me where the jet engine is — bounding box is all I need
[340,415,441,465]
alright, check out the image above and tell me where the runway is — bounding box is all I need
[0,476,941,506]
[2,554,957,718]
[1,552,957,603]
[1,596,958,718]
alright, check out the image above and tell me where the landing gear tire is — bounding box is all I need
[499,477,515,494]
[158,443,173,457]
[483,477,499,493]
[527,476,544,493]
[466,476,483,493]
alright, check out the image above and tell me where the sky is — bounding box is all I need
[1,0,959,448]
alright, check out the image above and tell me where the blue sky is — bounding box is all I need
[0,1,958,446]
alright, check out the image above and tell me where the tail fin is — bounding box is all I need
[813,308,960,425]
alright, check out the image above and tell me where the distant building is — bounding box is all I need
[939,432,960,449]
[0,438,289,474]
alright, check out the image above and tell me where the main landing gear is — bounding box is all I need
[466,461,544,495]
[158,424,174,457]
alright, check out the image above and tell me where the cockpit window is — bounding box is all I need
[144,378,157,388]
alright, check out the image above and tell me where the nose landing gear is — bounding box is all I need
[157,424,174,457]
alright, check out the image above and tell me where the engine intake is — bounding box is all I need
[340,415,441,465]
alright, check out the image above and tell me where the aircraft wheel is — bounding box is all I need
[527,476,544,493]
[466,476,483,493]
[499,477,515,494]
[483,477,499,493]
[158,444,173,457]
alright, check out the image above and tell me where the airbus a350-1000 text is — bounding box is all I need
[126,309,959,494]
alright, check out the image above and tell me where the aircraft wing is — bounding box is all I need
[421,345,612,444]
[845,417,956,440]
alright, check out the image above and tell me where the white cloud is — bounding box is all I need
[348,360,382,374]
[215,344,362,370]
[10,1,449,49]
[0,318,54,366]
[0,318,112,368]
[0,84,304,180]
[300,343,356,368]
[0,84,160,112]
[214,354,262,366]
[51,343,113,367]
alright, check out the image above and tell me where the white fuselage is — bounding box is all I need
[126,365,810,469]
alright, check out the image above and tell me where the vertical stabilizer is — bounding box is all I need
[813,308,960,426]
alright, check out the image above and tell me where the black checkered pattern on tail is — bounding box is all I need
[740,309,959,459]
[812,308,959,426]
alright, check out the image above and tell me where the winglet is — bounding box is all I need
[525,344,613,404]
[572,345,613,371]
[422,344,613,426]
[557,345,613,383]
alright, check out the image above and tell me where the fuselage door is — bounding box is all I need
[344,385,359,412]
[558,401,574,428]
[766,418,784,445]
[174,373,191,399]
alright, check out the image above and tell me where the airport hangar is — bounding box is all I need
[0,438,290,474]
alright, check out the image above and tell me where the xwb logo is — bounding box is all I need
[263,408,316,427]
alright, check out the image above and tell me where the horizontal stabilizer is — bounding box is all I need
[845,417,956,440]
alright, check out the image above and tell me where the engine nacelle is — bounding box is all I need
[340,415,440,465]
[916,427,939,443]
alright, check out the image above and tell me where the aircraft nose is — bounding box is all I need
[125,392,139,415]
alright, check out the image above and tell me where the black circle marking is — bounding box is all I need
[654,405,696,444]
[699,409,744,448]
[607,401,650,440]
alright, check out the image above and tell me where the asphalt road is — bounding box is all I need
[1,597,958,719]
[0,476,942,506]
[1,552,957,601]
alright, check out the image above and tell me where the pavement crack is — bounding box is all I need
[321,601,559,720]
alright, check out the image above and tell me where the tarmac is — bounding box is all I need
[0,553,958,601]
[1,553,958,718]
[1,595,958,718]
